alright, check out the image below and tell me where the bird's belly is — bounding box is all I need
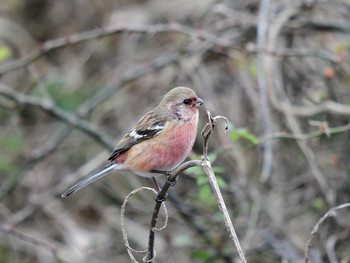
[124,121,198,172]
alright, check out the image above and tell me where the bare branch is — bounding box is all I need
[145,111,246,263]
[200,111,246,263]
[260,123,350,143]
[145,159,200,262]
[271,98,350,117]
[0,83,115,150]
[0,23,232,75]
[121,187,168,263]
[0,224,59,259]
[257,0,274,182]
[262,6,336,204]
[27,49,182,161]
[305,203,350,263]
[3,21,348,83]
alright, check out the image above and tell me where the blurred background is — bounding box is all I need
[1,0,350,262]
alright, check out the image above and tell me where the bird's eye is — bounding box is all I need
[183,99,191,105]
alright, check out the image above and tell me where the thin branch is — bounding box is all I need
[0,224,60,260]
[201,111,246,263]
[213,122,350,159]
[0,49,187,200]
[0,83,115,150]
[76,50,185,116]
[28,126,72,161]
[271,97,350,117]
[121,187,167,263]
[144,111,246,263]
[0,47,198,218]
[145,160,201,262]
[260,122,350,143]
[247,46,340,63]
[257,0,274,182]
[0,23,232,75]
[2,21,348,81]
[263,6,335,204]
[304,20,350,32]
[27,49,182,161]
[305,203,350,263]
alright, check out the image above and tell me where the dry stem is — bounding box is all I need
[305,202,350,263]
[141,111,246,263]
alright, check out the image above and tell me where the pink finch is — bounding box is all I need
[62,87,203,197]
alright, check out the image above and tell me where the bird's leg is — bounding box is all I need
[151,169,177,187]
[152,177,161,192]
[150,169,169,175]
[152,176,168,202]
[155,193,168,203]
[151,170,177,203]
[166,174,178,187]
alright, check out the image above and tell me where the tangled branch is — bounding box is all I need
[120,111,247,263]
[305,202,350,263]
[0,83,115,149]
[0,23,232,75]
[121,187,168,263]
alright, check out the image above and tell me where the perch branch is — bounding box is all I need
[145,160,201,262]
[121,187,168,263]
[144,111,246,263]
[200,111,246,263]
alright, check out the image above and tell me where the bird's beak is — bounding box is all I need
[194,98,204,108]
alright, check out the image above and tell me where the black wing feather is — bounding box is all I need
[108,112,166,161]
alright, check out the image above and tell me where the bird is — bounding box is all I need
[61,87,204,197]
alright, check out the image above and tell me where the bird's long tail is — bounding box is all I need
[61,163,117,197]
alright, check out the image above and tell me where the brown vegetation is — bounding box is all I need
[1,0,350,262]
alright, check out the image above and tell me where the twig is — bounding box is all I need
[257,0,274,182]
[145,160,201,262]
[260,122,350,143]
[305,203,350,263]
[212,122,350,159]
[247,46,340,63]
[304,20,350,32]
[0,224,60,260]
[0,83,115,150]
[27,49,182,161]
[264,6,335,204]
[0,47,197,219]
[0,23,232,75]
[2,21,347,81]
[271,97,350,116]
[201,111,246,263]
[144,111,246,263]
[0,48,190,200]
[0,48,196,200]
[121,187,168,263]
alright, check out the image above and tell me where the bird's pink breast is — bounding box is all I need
[122,115,198,172]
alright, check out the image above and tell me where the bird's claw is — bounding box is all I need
[167,175,178,187]
[155,192,168,203]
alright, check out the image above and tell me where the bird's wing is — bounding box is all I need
[108,111,166,161]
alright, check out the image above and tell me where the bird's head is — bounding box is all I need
[159,86,204,120]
